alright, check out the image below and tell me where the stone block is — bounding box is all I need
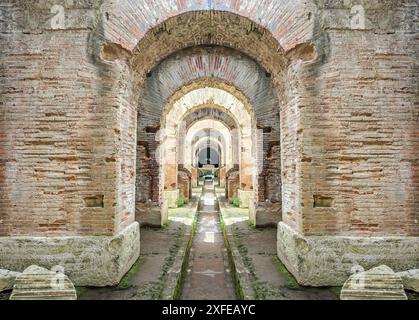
[277,222,419,286]
[340,265,407,300]
[254,200,282,227]
[10,265,77,300]
[0,222,140,287]
[136,201,162,227]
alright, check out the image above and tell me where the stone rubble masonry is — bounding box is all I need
[0,222,140,286]
[340,265,407,300]
[10,265,77,300]
[277,222,419,287]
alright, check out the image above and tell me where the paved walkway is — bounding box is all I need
[217,194,339,300]
[181,181,236,300]
[77,197,199,300]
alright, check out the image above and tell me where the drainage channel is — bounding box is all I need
[180,180,236,300]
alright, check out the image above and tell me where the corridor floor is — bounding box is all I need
[181,181,236,300]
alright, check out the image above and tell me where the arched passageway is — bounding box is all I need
[1,1,417,296]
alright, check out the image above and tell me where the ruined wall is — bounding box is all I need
[178,169,191,200]
[96,1,311,233]
[1,0,417,240]
[296,0,419,236]
[264,144,282,203]
[0,1,128,236]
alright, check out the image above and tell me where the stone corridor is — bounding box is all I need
[0,0,418,301]
[181,181,235,300]
[72,181,344,300]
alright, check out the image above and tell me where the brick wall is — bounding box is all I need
[0,1,120,236]
[1,0,417,239]
[298,0,419,236]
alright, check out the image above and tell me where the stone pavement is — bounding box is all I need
[76,198,199,300]
[181,181,236,300]
[218,195,339,300]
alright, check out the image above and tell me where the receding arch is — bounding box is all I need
[139,47,280,131]
[97,2,317,83]
[191,135,227,166]
[184,120,233,168]
[163,84,255,130]
[183,106,238,131]
[122,6,291,229]
[161,87,256,194]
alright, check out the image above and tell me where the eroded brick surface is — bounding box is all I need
[0,1,417,240]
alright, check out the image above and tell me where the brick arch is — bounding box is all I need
[107,2,311,232]
[193,138,224,166]
[161,88,257,202]
[184,108,237,131]
[139,46,279,132]
[164,87,254,136]
[97,0,317,77]
[184,121,234,167]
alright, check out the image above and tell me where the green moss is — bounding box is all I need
[273,256,301,289]
[176,195,186,207]
[75,286,88,299]
[231,196,240,207]
[246,219,255,229]
[329,286,342,299]
[117,256,145,289]
[162,220,172,228]
[136,281,164,300]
